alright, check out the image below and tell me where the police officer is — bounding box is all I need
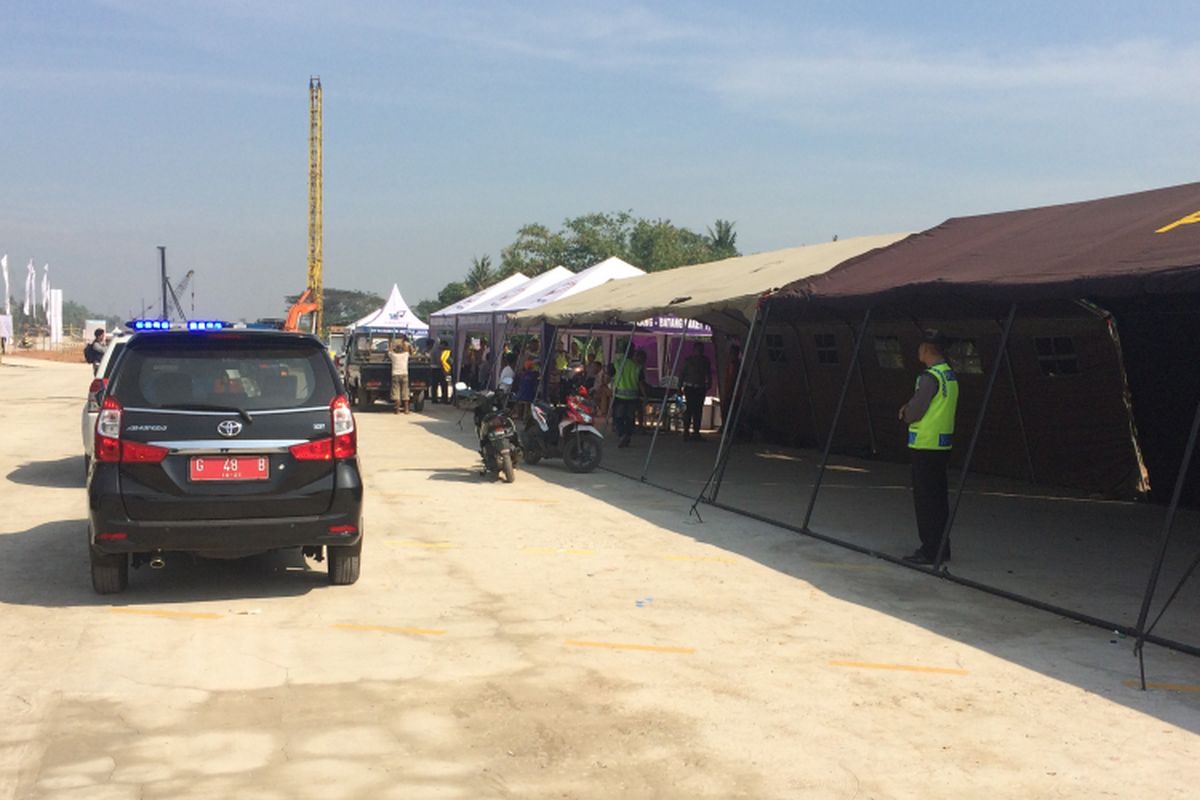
[898,330,959,565]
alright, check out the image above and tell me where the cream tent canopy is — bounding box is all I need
[508,234,907,329]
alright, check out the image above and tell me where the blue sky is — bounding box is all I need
[2,1,1198,321]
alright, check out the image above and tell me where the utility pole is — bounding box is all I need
[307,76,324,334]
[158,246,168,322]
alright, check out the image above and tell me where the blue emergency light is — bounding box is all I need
[128,319,171,331]
[185,320,227,331]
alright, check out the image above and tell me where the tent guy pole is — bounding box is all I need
[688,303,762,516]
[932,302,1017,570]
[1001,324,1037,484]
[710,303,771,503]
[1132,393,1200,689]
[640,329,689,482]
[801,306,872,530]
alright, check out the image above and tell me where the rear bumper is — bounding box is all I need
[88,462,364,556]
[89,510,363,556]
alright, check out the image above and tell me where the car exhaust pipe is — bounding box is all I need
[149,556,165,570]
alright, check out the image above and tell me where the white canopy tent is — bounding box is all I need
[427,272,530,335]
[349,284,430,335]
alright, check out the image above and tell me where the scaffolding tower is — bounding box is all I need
[307,76,323,333]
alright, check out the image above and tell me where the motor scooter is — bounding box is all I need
[523,385,604,473]
[454,382,521,482]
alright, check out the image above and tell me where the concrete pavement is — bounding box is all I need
[1,356,1198,799]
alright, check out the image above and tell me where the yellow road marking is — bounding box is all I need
[384,540,455,549]
[830,660,968,676]
[1122,679,1200,693]
[658,554,736,564]
[333,624,447,636]
[109,608,221,621]
[522,547,595,556]
[565,640,696,654]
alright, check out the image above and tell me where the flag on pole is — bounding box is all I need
[41,264,50,315]
[23,260,35,317]
[1,255,9,316]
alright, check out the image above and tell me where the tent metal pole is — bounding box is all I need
[933,303,1017,570]
[711,303,770,503]
[802,306,872,530]
[688,304,762,511]
[851,318,878,456]
[1132,394,1200,688]
[786,319,822,449]
[1000,327,1036,484]
[640,330,690,481]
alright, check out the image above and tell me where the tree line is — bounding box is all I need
[286,213,740,327]
[412,212,739,320]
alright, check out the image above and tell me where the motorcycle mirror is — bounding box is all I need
[577,386,589,397]
[454,382,468,391]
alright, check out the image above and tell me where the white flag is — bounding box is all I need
[41,264,50,314]
[23,260,35,317]
[1,254,9,316]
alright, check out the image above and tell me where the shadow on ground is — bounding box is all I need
[8,456,85,488]
[0,518,328,607]
[410,406,1200,733]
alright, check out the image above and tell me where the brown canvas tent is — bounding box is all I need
[715,181,1200,665]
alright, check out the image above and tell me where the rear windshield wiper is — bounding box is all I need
[160,403,255,424]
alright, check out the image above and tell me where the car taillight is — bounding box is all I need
[332,395,356,459]
[95,396,122,462]
[87,378,106,412]
[122,440,169,463]
[289,437,333,461]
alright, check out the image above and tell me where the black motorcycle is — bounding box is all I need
[454,382,521,482]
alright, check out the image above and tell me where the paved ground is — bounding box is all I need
[1,356,1198,799]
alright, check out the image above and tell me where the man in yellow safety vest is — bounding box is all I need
[612,348,647,448]
[898,330,959,566]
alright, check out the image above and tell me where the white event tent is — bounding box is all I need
[427,272,530,335]
[435,257,645,386]
[348,284,429,335]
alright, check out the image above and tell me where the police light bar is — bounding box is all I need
[127,319,171,331]
[185,320,228,331]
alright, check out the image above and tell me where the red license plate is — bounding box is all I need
[189,455,270,482]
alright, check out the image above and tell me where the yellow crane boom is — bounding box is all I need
[307,75,323,333]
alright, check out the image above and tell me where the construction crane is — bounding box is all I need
[165,269,195,322]
[307,75,323,333]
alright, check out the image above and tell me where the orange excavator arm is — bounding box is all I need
[284,288,319,331]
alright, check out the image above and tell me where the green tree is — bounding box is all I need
[465,255,494,292]
[560,211,636,270]
[629,218,713,272]
[706,219,738,260]
[284,288,385,326]
[499,223,569,277]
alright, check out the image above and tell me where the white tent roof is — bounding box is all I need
[508,236,907,328]
[350,284,430,333]
[508,256,644,314]
[485,266,574,313]
[429,272,530,321]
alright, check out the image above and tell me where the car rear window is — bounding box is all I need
[110,336,337,411]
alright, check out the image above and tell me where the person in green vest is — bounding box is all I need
[612,348,648,448]
[898,330,959,566]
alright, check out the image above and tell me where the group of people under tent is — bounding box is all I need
[453,334,722,449]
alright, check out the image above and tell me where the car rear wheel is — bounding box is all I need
[90,545,129,594]
[356,388,372,412]
[328,538,362,585]
[412,391,425,412]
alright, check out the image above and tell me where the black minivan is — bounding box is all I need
[87,327,364,593]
